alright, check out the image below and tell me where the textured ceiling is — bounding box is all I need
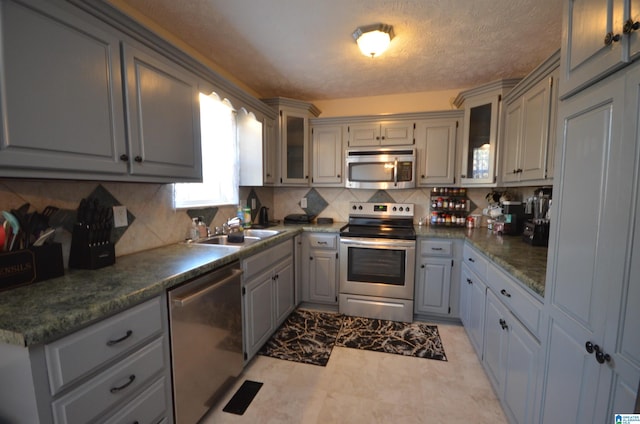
[115,0,563,101]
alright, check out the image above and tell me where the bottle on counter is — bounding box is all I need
[189,217,199,240]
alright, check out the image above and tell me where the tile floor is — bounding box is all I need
[202,322,508,424]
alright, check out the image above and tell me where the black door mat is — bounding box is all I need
[222,380,263,415]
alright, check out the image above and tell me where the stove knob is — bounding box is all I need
[358,205,363,210]
[399,207,404,212]
[393,206,397,211]
[352,205,357,210]
[406,206,410,212]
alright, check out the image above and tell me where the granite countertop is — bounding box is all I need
[415,226,547,298]
[0,227,303,347]
[0,221,546,348]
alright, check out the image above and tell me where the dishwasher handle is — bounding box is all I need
[172,268,243,307]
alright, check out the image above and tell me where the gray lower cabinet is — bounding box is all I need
[460,262,487,358]
[301,233,339,305]
[242,239,295,362]
[414,238,460,318]
[460,243,542,424]
[0,0,202,182]
[0,296,173,424]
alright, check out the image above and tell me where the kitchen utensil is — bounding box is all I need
[259,206,269,226]
[32,228,56,247]
[2,211,20,251]
[0,224,5,251]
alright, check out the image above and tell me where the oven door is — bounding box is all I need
[339,237,416,300]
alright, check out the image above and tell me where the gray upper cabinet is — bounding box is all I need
[311,124,343,186]
[414,114,461,186]
[454,80,520,187]
[0,0,127,177]
[347,120,414,146]
[263,116,278,185]
[0,0,202,182]
[262,97,320,186]
[560,0,640,99]
[501,51,559,185]
[123,43,202,181]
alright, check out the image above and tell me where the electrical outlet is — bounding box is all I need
[301,197,307,208]
[113,206,128,228]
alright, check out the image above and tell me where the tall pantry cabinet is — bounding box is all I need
[541,1,640,420]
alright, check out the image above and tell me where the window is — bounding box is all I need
[174,93,239,208]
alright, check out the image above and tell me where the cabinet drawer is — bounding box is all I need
[51,337,166,424]
[103,376,168,424]
[463,244,488,281]
[45,297,162,395]
[487,264,542,338]
[307,234,337,250]
[420,239,453,256]
[242,239,292,281]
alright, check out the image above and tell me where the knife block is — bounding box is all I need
[68,225,115,270]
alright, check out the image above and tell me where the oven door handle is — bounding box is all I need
[340,237,415,249]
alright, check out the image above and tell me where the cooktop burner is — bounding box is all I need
[340,202,415,240]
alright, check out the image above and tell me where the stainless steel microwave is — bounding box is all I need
[345,148,416,189]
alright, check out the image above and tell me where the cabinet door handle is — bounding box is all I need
[585,341,594,354]
[134,156,143,163]
[110,374,136,393]
[604,32,621,45]
[593,344,611,364]
[106,330,133,346]
[623,19,640,34]
[466,278,473,285]
[119,154,129,161]
[500,289,512,298]
[468,257,475,263]
[421,264,425,268]
[337,174,341,178]
[309,256,313,260]
[499,319,508,330]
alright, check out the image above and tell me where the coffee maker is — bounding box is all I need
[523,187,551,246]
[500,201,527,235]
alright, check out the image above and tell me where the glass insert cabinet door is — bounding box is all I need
[461,95,501,185]
[281,110,309,185]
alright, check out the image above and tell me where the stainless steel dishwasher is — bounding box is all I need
[168,261,243,424]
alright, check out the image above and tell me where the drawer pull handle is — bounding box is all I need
[500,289,512,298]
[317,241,328,245]
[431,247,443,251]
[106,330,133,346]
[110,374,136,393]
[468,257,475,263]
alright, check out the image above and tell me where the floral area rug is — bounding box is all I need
[335,315,447,361]
[258,309,447,366]
[258,308,343,366]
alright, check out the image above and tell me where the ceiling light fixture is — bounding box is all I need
[352,23,395,58]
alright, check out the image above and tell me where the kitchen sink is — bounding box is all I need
[242,229,282,239]
[188,229,282,248]
[195,235,261,247]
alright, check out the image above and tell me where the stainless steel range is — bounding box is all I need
[339,202,416,322]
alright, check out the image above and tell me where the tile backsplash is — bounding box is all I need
[0,179,541,265]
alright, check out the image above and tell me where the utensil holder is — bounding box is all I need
[68,225,115,269]
[0,243,64,291]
